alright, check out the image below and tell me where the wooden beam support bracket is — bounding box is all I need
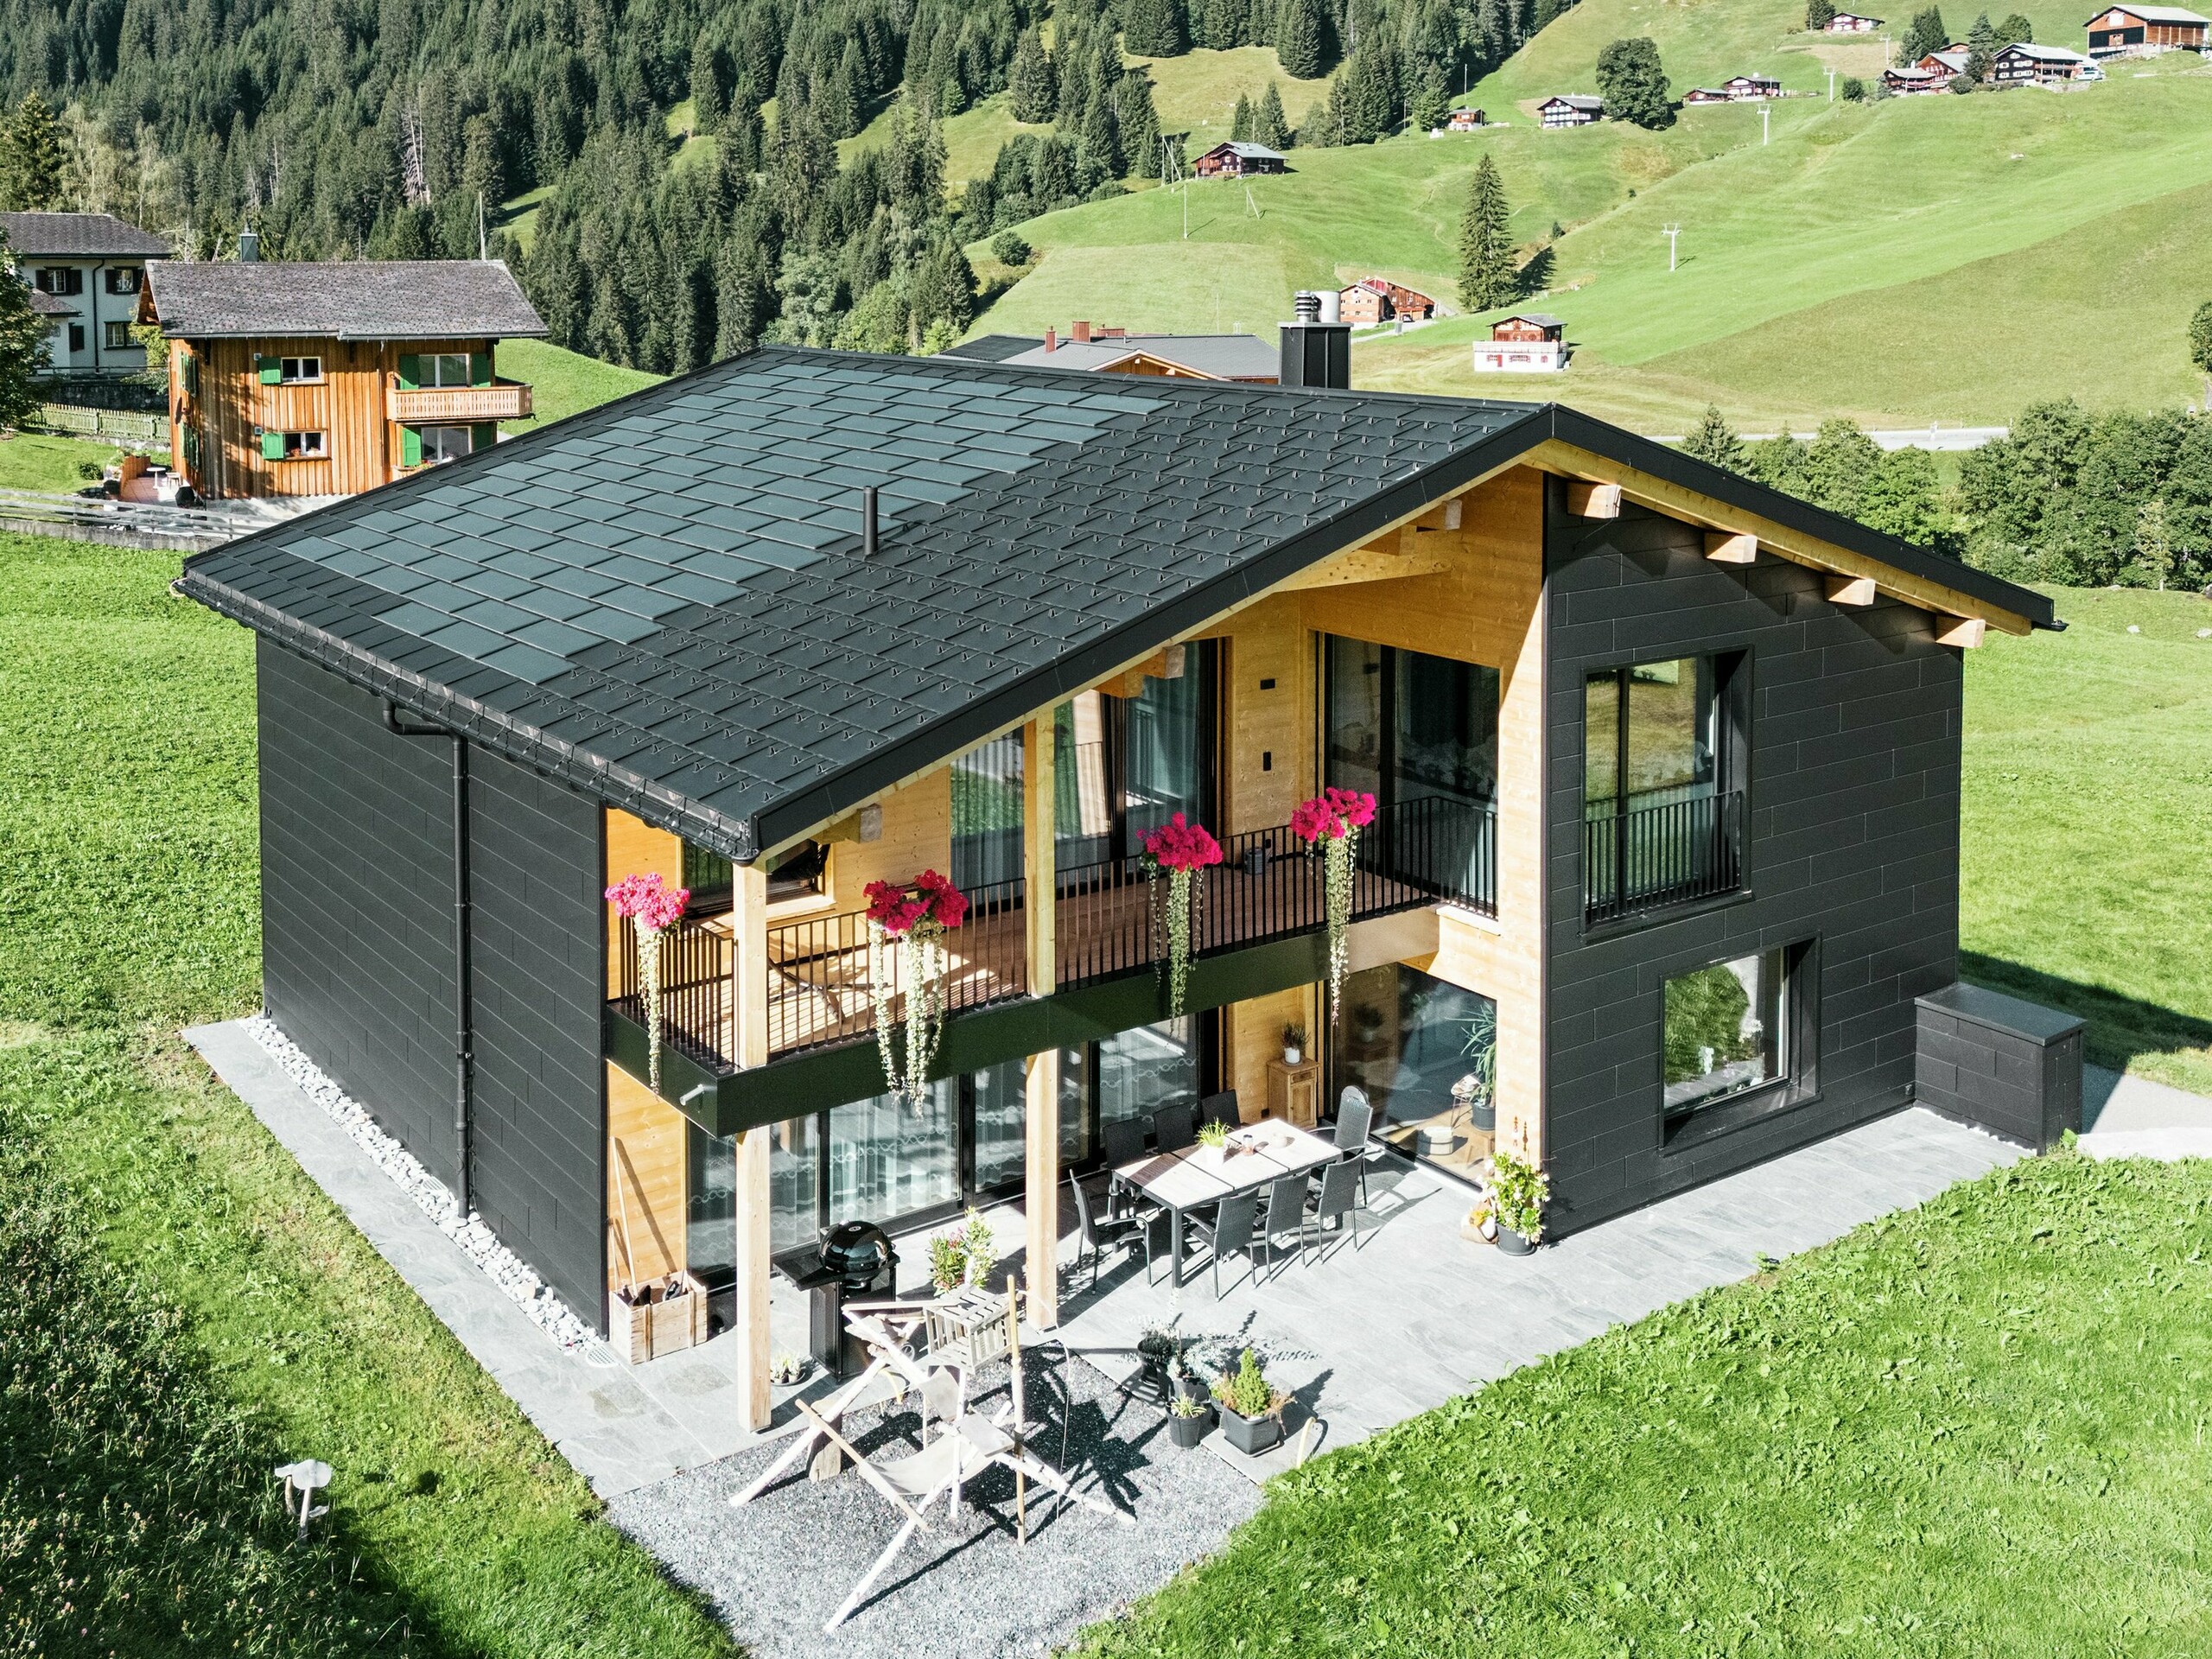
[1565,480,1622,519]
[1703,530,1758,565]
[1935,614,1986,649]
[1825,575,1878,607]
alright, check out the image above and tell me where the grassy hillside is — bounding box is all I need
[1470,0,2101,111]
[1352,66,2212,426]
[498,338,664,434]
[965,105,1768,334]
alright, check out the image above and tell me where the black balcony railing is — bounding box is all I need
[1582,788,1745,925]
[611,796,1499,1076]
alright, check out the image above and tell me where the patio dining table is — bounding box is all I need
[1109,1116,1341,1287]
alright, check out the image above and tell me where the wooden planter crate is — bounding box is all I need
[610,1272,709,1364]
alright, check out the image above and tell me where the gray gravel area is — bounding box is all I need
[608,1349,1262,1658]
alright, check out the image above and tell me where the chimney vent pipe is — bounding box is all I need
[1294,290,1320,323]
[1043,326,1058,351]
[861,486,878,558]
[238,228,259,263]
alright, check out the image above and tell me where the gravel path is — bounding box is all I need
[608,1349,1262,1658]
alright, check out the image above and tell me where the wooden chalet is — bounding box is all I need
[1338,278,1438,326]
[1991,40,2098,79]
[1683,86,1735,103]
[1190,141,1288,178]
[176,345,2059,1427]
[1825,9,1884,25]
[1538,95,1605,127]
[945,321,1282,381]
[138,255,546,501]
[2083,3,2207,53]
[1721,73,1783,97]
[1446,106,1487,130]
[1472,314,1568,373]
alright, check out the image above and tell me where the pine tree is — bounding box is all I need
[1231,92,1255,141]
[1122,0,1189,56]
[1116,72,1163,171]
[1009,29,1057,123]
[1964,11,1997,79]
[1595,37,1673,129]
[0,228,50,426]
[1804,0,1836,29]
[1681,405,1747,474]
[1901,7,1948,60]
[2131,496,2177,589]
[1995,10,2032,41]
[1255,80,1290,147]
[1,94,66,211]
[1275,0,1327,79]
[1457,153,1516,312]
[2190,298,2212,404]
[1410,62,1451,132]
[690,36,726,133]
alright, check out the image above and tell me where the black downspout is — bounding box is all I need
[385,701,474,1211]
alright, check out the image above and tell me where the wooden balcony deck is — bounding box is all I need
[386,381,533,422]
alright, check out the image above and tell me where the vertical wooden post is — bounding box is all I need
[731,861,773,1431]
[1022,717,1060,1327]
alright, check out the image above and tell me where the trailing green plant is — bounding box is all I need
[604,872,690,1092]
[1291,788,1376,1024]
[1143,813,1223,1017]
[1213,1347,1285,1420]
[1488,1149,1549,1243]
[865,870,969,1101]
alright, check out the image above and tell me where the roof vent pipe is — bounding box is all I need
[861,486,878,558]
[1317,288,1341,325]
[238,227,258,263]
[1294,290,1320,323]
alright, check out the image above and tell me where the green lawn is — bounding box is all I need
[0,431,122,495]
[1078,1151,2212,1656]
[498,337,665,435]
[0,532,737,1657]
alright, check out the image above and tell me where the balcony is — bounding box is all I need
[1582,788,1745,925]
[385,380,533,423]
[611,796,1497,1074]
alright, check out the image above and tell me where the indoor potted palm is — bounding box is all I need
[1489,1149,1549,1255]
[1212,1347,1288,1456]
[1282,1022,1306,1065]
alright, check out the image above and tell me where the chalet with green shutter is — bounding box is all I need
[137,255,546,500]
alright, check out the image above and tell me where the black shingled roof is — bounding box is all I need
[180,346,2050,862]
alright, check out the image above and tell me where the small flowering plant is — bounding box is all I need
[605,872,691,1091]
[1290,787,1376,1025]
[1141,812,1223,1016]
[865,868,968,1102]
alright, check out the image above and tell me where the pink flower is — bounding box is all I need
[1143,812,1224,873]
[866,879,925,934]
[605,871,690,931]
[1290,789,1376,846]
[915,868,969,930]
[869,870,970,933]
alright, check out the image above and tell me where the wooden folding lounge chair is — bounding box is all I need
[729,1300,937,1508]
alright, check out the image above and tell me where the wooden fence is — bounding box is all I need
[35,404,171,446]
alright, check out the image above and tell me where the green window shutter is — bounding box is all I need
[182,426,200,472]
[397,354,420,390]
[400,426,422,467]
[182,352,199,398]
[260,429,286,461]
[469,351,492,386]
[471,422,497,452]
[256,354,281,385]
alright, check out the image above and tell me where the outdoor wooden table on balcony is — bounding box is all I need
[1109,1118,1339,1288]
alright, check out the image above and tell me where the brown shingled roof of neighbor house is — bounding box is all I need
[0,210,173,258]
[140,258,547,341]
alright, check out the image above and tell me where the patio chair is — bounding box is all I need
[731,1300,937,1509]
[1307,1159,1365,1255]
[1258,1170,1310,1278]
[1153,1102,1197,1154]
[1186,1192,1261,1299]
[1332,1087,1380,1207]
[1099,1117,1151,1219]
[814,1295,1132,1630]
[1199,1090,1241,1132]
[1067,1169,1148,1294]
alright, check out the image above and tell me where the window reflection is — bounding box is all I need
[1329,963,1497,1179]
[829,1080,960,1226]
[1663,951,1787,1116]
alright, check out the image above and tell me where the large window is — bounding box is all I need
[1661,945,1811,1128]
[1583,653,1748,923]
[418,424,474,464]
[1328,963,1496,1179]
[421,352,474,387]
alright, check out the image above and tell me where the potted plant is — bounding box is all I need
[1454,1003,1498,1132]
[1142,813,1224,1016]
[863,869,968,1102]
[1290,787,1378,1025]
[1197,1119,1230,1152]
[1167,1389,1215,1447]
[1459,1194,1499,1245]
[1489,1149,1549,1255]
[927,1232,967,1295]
[1212,1347,1288,1456]
[603,871,691,1092]
[1282,1023,1306,1065]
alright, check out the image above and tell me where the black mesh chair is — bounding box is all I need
[1308,1159,1364,1255]
[1153,1103,1197,1154]
[1099,1116,1152,1221]
[1066,1169,1147,1294]
[1332,1086,1378,1207]
[1259,1170,1310,1278]
[1187,1192,1262,1298]
[1199,1090,1241,1133]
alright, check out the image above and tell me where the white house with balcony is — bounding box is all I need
[1,210,173,378]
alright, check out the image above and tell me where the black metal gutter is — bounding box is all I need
[383,700,474,1210]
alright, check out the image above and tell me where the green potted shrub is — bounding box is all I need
[1168,1389,1215,1447]
[1489,1149,1549,1255]
[1212,1347,1288,1456]
[1198,1119,1230,1151]
[1454,1004,1498,1133]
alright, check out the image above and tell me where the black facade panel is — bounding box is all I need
[257,640,462,1187]
[1543,495,1966,1235]
[1914,983,2083,1150]
[467,750,607,1328]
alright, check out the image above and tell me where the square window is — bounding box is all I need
[105,266,140,295]
[422,353,472,387]
[279,356,322,383]
[103,321,133,350]
[1662,948,1802,1120]
[418,424,473,464]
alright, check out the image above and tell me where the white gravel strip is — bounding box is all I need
[243,1012,598,1352]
